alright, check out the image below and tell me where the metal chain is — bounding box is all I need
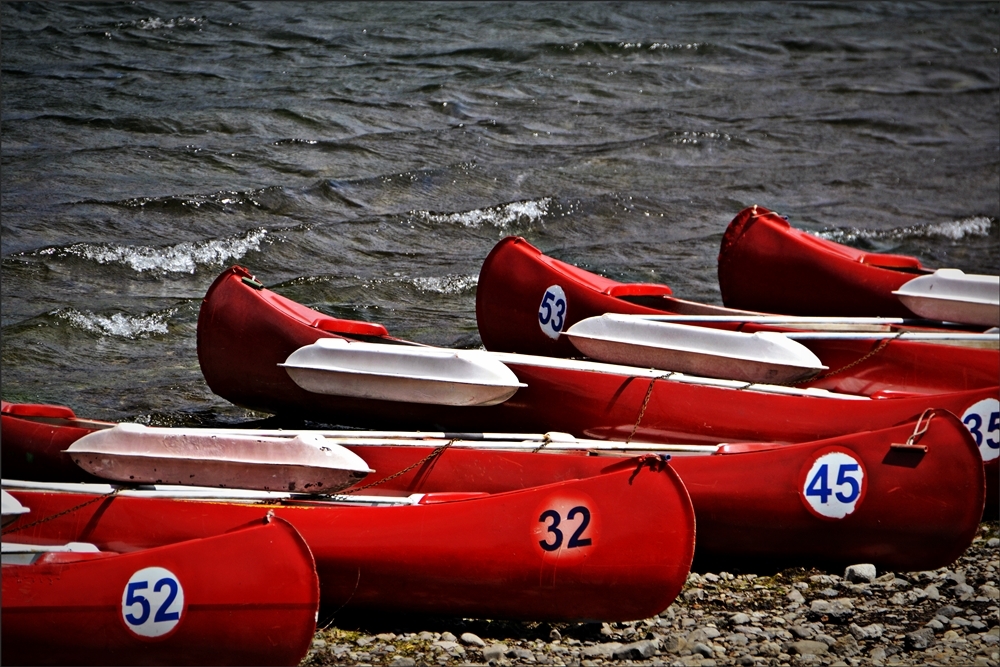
[627,373,674,445]
[342,440,456,494]
[532,433,554,454]
[1,488,122,536]
[804,330,906,383]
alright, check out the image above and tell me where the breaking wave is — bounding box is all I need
[817,216,994,244]
[56,308,174,339]
[411,198,552,230]
[36,228,269,274]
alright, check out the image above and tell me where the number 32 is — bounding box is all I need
[538,506,592,551]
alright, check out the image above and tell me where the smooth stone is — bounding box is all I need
[937,605,964,618]
[906,628,936,649]
[581,642,623,658]
[844,564,877,583]
[787,639,829,656]
[612,639,660,660]
[483,645,506,662]
[808,598,855,620]
[692,642,714,658]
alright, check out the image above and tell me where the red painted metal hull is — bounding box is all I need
[1,401,110,483]
[356,416,986,572]
[474,236,999,396]
[2,517,319,666]
[0,402,984,572]
[3,457,696,622]
[193,265,999,513]
[717,205,934,318]
[197,265,998,432]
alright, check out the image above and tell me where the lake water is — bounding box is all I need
[2,1,997,424]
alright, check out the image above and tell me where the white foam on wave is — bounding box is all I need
[410,274,479,294]
[412,198,552,230]
[120,16,206,31]
[817,216,993,244]
[38,228,269,274]
[57,309,174,339]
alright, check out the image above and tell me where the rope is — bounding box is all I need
[342,439,456,494]
[905,409,935,446]
[2,488,122,536]
[626,373,674,445]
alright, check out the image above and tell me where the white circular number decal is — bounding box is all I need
[121,567,185,638]
[801,450,866,520]
[962,398,1000,462]
[538,285,567,340]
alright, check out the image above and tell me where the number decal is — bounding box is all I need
[121,567,184,638]
[566,506,593,548]
[962,398,1000,462]
[805,463,831,504]
[801,450,866,519]
[834,463,861,503]
[537,505,593,552]
[538,285,568,340]
[538,509,563,552]
[153,577,181,623]
[124,581,151,626]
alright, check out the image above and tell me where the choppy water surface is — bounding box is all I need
[2,2,998,424]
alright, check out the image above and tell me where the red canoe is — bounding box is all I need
[717,205,999,323]
[193,265,1000,482]
[2,452,696,623]
[0,403,985,572]
[2,515,319,666]
[474,235,999,397]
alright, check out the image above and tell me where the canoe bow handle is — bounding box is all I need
[628,453,673,484]
[891,409,936,452]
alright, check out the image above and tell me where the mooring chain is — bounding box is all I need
[342,439,456,494]
[1,487,122,536]
[749,329,907,389]
[532,433,555,454]
[627,373,675,446]
[806,330,906,383]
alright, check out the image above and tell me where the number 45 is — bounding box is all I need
[805,462,861,504]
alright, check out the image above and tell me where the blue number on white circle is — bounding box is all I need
[961,398,1000,462]
[121,567,184,638]
[538,285,567,340]
[802,452,864,519]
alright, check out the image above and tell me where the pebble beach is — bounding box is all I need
[303,521,999,667]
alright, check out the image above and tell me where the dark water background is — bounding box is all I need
[3,1,998,426]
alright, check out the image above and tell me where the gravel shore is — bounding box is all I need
[302,521,998,667]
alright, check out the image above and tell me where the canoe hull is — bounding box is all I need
[893,269,1000,327]
[191,264,999,519]
[565,315,826,384]
[68,426,371,493]
[717,205,932,318]
[337,412,986,572]
[474,236,1000,396]
[3,459,696,622]
[2,517,319,666]
[0,403,987,572]
[281,338,523,406]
